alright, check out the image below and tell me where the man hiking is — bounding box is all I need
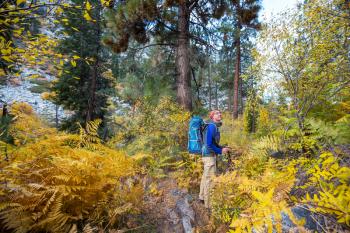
[199,110,231,209]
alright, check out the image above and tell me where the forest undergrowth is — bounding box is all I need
[0,99,350,233]
[1,0,350,232]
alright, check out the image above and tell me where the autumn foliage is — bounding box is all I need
[0,104,142,232]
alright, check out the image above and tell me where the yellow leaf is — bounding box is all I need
[73,55,80,59]
[15,48,25,53]
[16,0,26,5]
[2,56,14,62]
[306,193,311,201]
[12,17,20,24]
[70,60,76,67]
[55,7,63,15]
[27,74,40,79]
[83,11,92,21]
[1,49,11,55]
[86,1,92,10]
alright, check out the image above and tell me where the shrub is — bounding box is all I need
[298,151,350,226]
[108,96,191,177]
[0,106,143,232]
[8,102,56,146]
[211,159,304,232]
[243,91,259,133]
[257,106,271,136]
[220,114,251,156]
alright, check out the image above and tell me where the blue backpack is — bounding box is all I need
[187,116,208,154]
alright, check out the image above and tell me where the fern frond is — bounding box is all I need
[250,135,282,157]
[78,119,102,150]
[82,224,94,233]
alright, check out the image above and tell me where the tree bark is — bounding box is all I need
[86,61,98,123]
[233,23,241,119]
[215,81,218,109]
[226,46,232,112]
[86,5,101,123]
[176,1,192,111]
[55,104,58,128]
[239,72,243,114]
[208,56,212,110]
[2,104,7,116]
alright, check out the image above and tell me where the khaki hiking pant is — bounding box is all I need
[199,156,216,208]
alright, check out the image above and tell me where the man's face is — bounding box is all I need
[212,111,222,123]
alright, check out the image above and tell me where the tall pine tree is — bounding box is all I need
[231,0,261,118]
[53,0,116,130]
[103,0,227,111]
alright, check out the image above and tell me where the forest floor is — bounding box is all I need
[140,175,227,233]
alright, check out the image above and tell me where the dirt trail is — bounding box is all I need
[143,177,223,233]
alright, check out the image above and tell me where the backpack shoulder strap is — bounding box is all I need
[202,122,218,144]
[207,122,218,132]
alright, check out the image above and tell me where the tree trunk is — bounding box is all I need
[198,66,203,87]
[176,2,192,111]
[191,67,201,105]
[208,56,212,110]
[2,104,8,116]
[55,104,58,128]
[86,59,98,123]
[86,5,101,123]
[239,73,243,114]
[215,81,218,109]
[233,24,241,119]
[226,47,231,112]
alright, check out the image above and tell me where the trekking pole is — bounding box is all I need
[226,151,232,172]
[225,148,236,172]
[227,150,231,164]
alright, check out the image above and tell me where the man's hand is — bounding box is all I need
[222,147,231,154]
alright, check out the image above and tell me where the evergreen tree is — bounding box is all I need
[103,0,227,111]
[231,0,261,118]
[210,11,258,111]
[243,90,259,133]
[110,44,176,105]
[53,0,116,130]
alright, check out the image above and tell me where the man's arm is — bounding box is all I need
[206,124,222,154]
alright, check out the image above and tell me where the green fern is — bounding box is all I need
[249,135,282,158]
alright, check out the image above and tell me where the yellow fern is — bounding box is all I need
[0,130,142,232]
[78,119,102,149]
